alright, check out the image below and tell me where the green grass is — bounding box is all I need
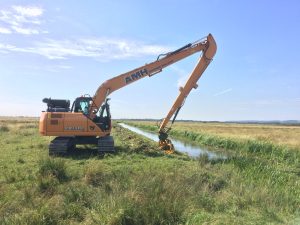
[0,125,10,132]
[0,119,299,224]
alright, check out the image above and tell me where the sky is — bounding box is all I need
[0,0,299,121]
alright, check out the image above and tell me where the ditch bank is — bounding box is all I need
[118,123,225,159]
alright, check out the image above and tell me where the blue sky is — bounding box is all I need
[0,0,299,120]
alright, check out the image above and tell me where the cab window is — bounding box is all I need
[80,101,89,114]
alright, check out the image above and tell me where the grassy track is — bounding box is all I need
[0,119,299,224]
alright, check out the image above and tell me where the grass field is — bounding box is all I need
[0,118,300,224]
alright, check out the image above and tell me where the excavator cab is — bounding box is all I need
[71,96,111,131]
[71,97,91,114]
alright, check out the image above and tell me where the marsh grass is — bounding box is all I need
[0,119,299,224]
[198,153,210,166]
[0,125,9,132]
[38,157,68,182]
[84,162,113,187]
[122,121,300,219]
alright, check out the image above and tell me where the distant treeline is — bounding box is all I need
[116,118,300,126]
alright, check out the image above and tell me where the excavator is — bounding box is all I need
[39,34,217,155]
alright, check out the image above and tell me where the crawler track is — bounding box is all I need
[48,136,115,156]
[98,136,115,154]
[49,137,75,155]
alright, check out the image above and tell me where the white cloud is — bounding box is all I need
[12,5,43,17]
[213,88,232,96]
[0,38,171,60]
[11,26,39,35]
[0,26,11,34]
[0,5,44,35]
[0,43,17,50]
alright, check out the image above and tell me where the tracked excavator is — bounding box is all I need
[39,34,217,155]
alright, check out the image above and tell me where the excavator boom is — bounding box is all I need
[89,35,215,118]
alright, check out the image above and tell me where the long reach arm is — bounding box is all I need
[90,34,216,151]
[158,34,217,151]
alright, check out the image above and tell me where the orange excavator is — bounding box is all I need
[39,34,217,155]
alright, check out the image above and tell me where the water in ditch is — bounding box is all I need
[118,123,225,159]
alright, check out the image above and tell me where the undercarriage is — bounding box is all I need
[48,136,115,156]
